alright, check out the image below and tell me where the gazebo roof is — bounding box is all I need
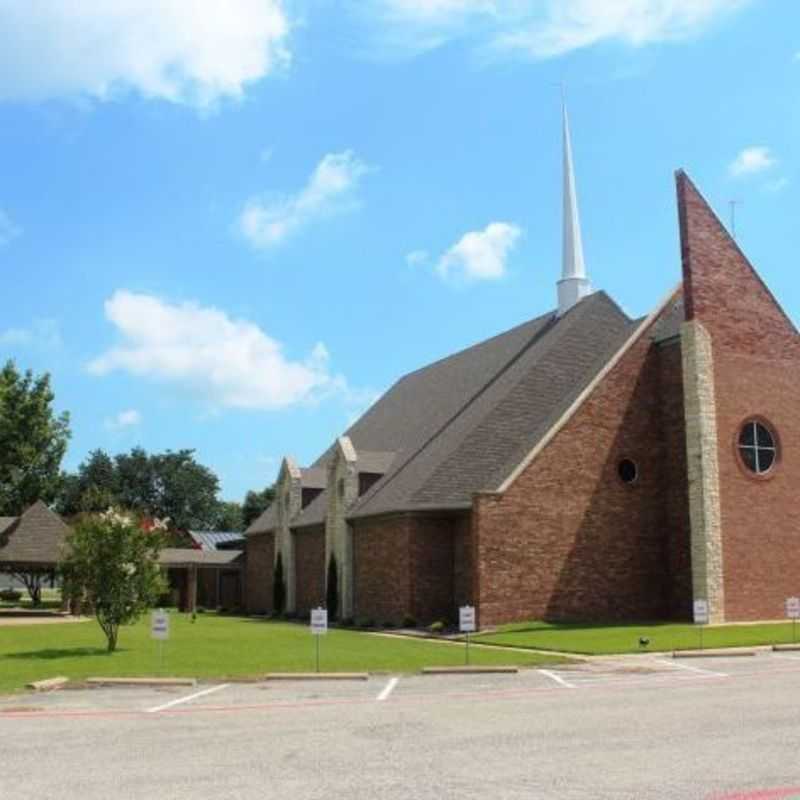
[0,501,72,568]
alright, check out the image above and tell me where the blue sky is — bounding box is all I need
[0,0,797,501]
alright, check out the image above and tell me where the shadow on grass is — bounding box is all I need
[5,647,114,660]
[494,620,682,635]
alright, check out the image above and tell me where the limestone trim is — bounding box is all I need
[681,319,725,623]
[496,283,682,493]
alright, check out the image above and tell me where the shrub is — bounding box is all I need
[339,616,354,627]
[401,614,417,629]
[273,552,286,615]
[382,620,396,630]
[0,589,22,603]
[358,618,376,629]
[326,554,339,621]
[428,621,446,634]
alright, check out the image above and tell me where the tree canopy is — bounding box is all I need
[242,484,276,528]
[0,360,71,516]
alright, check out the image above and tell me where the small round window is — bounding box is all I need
[738,420,777,475]
[618,459,638,484]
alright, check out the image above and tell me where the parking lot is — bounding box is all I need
[3,651,800,799]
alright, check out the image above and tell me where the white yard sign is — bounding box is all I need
[786,597,800,619]
[311,607,328,636]
[693,599,709,625]
[151,609,169,641]
[459,605,476,633]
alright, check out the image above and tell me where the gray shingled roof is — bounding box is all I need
[0,501,72,566]
[188,531,245,550]
[351,292,635,517]
[300,467,326,489]
[652,294,684,344]
[250,292,637,529]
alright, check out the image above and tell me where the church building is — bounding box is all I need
[245,108,800,628]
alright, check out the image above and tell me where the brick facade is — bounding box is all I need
[473,294,689,627]
[294,526,325,616]
[245,532,274,615]
[678,172,800,621]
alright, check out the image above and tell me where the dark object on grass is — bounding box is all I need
[638,637,650,648]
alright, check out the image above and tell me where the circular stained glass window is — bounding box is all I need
[618,459,638,484]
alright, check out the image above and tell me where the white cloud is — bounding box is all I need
[0,209,21,246]
[0,1,290,108]
[105,409,142,430]
[367,0,748,58]
[406,249,429,267]
[88,290,349,411]
[0,319,61,349]
[763,176,789,193]
[729,146,777,177]
[238,151,373,248]
[436,222,521,282]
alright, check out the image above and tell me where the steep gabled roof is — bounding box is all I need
[0,501,72,566]
[350,291,635,517]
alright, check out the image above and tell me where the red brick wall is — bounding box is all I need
[294,526,325,615]
[678,172,800,620]
[474,296,683,627]
[353,516,411,623]
[353,513,471,624]
[658,340,693,618]
[245,532,274,615]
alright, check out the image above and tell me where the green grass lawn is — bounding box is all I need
[0,613,570,694]
[474,620,800,655]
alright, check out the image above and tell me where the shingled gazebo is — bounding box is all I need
[0,500,72,604]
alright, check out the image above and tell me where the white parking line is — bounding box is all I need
[538,670,576,689]
[146,684,230,714]
[377,677,400,702]
[652,658,728,678]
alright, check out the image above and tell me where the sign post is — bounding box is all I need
[311,607,328,673]
[693,599,709,651]
[786,597,800,643]
[459,605,476,665]
[151,608,169,671]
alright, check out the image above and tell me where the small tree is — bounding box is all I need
[61,508,165,652]
[326,554,339,621]
[273,552,286,615]
[5,567,53,607]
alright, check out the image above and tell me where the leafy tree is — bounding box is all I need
[1,566,53,607]
[326,553,339,621]
[0,361,71,515]
[242,484,276,528]
[212,501,244,532]
[61,509,165,652]
[58,449,118,516]
[273,552,286,615]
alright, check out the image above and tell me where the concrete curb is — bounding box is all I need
[673,649,757,658]
[772,644,800,652]
[421,666,519,675]
[264,673,369,681]
[86,677,197,687]
[26,677,69,691]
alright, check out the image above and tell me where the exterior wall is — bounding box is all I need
[274,460,302,613]
[245,532,274,615]
[678,172,800,621]
[294,526,325,616]
[473,296,684,627]
[352,512,472,625]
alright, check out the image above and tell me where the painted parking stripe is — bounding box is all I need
[538,669,576,689]
[652,658,728,678]
[377,677,400,702]
[146,683,230,714]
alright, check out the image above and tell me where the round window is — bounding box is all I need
[738,420,777,475]
[618,459,638,484]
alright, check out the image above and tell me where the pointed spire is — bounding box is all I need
[558,100,592,316]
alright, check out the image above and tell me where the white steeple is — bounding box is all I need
[558,101,592,316]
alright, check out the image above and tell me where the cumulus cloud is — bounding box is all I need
[238,151,373,249]
[0,319,61,349]
[88,290,349,411]
[0,209,21,246]
[436,222,521,282]
[365,0,748,58]
[105,409,142,430]
[0,1,290,108]
[729,146,777,177]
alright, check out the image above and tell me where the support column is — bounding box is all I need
[187,566,198,615]
[681,320,725,623]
